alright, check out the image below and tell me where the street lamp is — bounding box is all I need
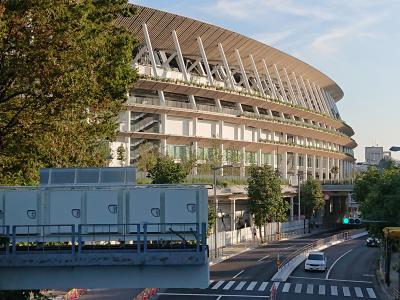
[211,165,223,259]
[296,171,303,221]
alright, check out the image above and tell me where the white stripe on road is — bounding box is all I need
[158,293,270,298]
[233,270,245,278]
[235,281,246,290]
[354,287,363,297]
[366,288,377,298]
[216,296,222,300]
[306,284,313,294]
[223,281,235,290]
[270,282,280,292]
[326,249,353,279]
[289,276,372,284]
[258,255,270,261]
[331,285,338,296]
[282,283,291,293]
[212,281,225,290]
[342,286,351,297]
[247,281,257,291]
[318,285,325,295]
[258,282,269,291]
[295,283,302,293]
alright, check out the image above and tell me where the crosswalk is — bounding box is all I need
[207,280,377,298]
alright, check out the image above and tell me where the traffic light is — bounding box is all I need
[343,217,349,224]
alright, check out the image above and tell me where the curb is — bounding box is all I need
[271,231,368,282]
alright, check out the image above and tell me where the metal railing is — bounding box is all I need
[278,231,349,272]
[1,223,207,256]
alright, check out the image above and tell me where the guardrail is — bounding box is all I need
[272,231,350,281]
[0,223,207,256]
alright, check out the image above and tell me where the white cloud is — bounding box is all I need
[253,29,295,46]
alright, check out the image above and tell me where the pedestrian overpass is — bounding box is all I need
[0,168,209,290]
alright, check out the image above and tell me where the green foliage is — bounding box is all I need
[0,290,48,299]
[207,206,217,236]
[330,166,339,179]
[136,142,158,172]
[116,144,126,166]
[246,165,287,241]
[355,165,400,236]
[0,0,137,185]
[300,178,324,219]
[148,156,189,184]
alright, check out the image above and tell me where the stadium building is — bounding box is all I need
[111,4,356,184]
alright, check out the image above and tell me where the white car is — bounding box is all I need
[304,252,327,271]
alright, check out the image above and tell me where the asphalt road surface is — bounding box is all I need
[156,229,383,300]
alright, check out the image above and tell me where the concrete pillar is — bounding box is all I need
[282,151,288,179]
[319,156,324,180]
[220,143,224,176]
[192,141,198,175]
[158,90,166,106]
[161,139,167,156]
[125,136,130,166]
[240,146,246,177]
[312,155,316,179]
[327,157,331,180]
[219,120,224,139]
[231,198,236,231]
[257,149,262,166]
[304,154,308,181]
[294,152,299,180]
[272,150,277,170]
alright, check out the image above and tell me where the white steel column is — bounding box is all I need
[292,72,308,109]
[306,79,321,112]
[235,49,251,92]
[219,120,224,139]
[215,99,222,111]
[299,75,313,110]
[188,95,197,110]
[142,23,158,77]
[262,59,278,99]
[257,149,262,166]
[240,147,246,177]
[231,199,236,231]
[327,157,331,180]
[273,64,288,101]
[319,156,324,180]
[315,84,330,115]
[249,54,265,96]
[197,37,214,86]
[312,83,327,114]
[218,43,236,89]
[172,30,189,82]
[304,153,308,180]
[294,152,299,184]
[284,68,296,104]
[272,150,277,170]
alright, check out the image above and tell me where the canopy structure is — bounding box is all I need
[383,227,400,240]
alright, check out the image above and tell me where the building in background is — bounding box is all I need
[365,146,383,165]
[109,4,357,184]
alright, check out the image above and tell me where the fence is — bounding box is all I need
[207,219,308,253]
[0,223,207,256]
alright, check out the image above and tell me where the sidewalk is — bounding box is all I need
[378,251,400,300]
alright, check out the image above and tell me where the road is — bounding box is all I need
[156,230,384,300]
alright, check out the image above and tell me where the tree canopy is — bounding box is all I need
[354,165,400,236]
[148,155,189,184]
[300,178,324,219]
[247,165,287,241]
[0,0,137,185]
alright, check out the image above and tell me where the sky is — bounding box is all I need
[132,0,400,161]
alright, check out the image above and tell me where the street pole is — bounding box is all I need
[213,167,218,259]
[297,173,301,221]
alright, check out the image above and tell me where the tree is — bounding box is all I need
[136,142,158,172]
[330,166,339,180]
[246,165,287,242]
[148,156,189,184]
[300,179,324,219]
[0,0,137,185]
[355,165,400,236]
[116,144,126,166]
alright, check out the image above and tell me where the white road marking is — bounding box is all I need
[258,255,270,261]
[366,288,377,298]
[282,283,291,293]
[247,281,257,291]
[362,274,375,277]
[354,287,363,297]
[223,281,236,290]
[295,283,302,293]
[212,281,225,290]
[318,284,325,295]
[258,282,269,291]
[326,249,353,279]
[233,270,245,278]
[235,281,246,290]
[289,276,372,284]
[158,293,270,298]
[331,285,338,296]
[270,282,280,291]
[216,296,222,300]
[342,286,351,297]
[306,284,313,294]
